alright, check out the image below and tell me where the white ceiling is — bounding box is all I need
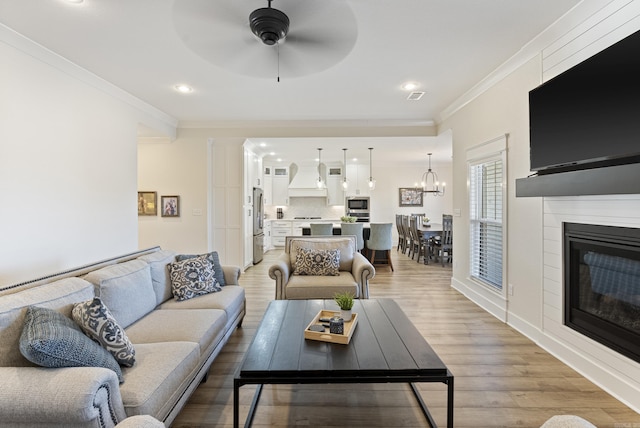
[0,0,581,165]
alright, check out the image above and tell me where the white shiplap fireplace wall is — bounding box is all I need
[540,195,640,410]
[536,0,640,411]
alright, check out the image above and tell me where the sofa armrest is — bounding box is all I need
[352,252,376,299]
[0,366,127,427]
[269,253,292,299]
[222,265,241,285]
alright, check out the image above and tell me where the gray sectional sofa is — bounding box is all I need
[0,246,245,427]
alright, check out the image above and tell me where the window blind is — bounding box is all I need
[469,158,503,289]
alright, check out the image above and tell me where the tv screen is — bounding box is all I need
[529,29,640,174]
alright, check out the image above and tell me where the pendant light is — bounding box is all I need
[342,148,349,190]
[316,148,325,189]
[367,147,376,190]
[419,153,445,196]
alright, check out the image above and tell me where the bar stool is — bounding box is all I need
[310,223,333,236]
[366,223,394,271]
[341,222,364,252]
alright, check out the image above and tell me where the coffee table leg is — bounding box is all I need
[233,380,240,428]
[410,383,437,428]
[447,376,454,428]
[245,384,264,428]
[234,382,264,428]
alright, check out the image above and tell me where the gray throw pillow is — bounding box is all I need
[176,251,226,286]
[72,297,136,367]
[168,254,222,301]
[19,306,123,383]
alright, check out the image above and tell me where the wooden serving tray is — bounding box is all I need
[304,309,358,345]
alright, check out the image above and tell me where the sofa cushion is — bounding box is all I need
[167,255,222,301]
[19,306,123,382]
[72,297,136,367]
[125,309,227,356]
[294,247,340,276]
[289,237,355,272]
[119,342,200,419]
[158,285,245,329]
[285,272,359,300]
[177,251,226,286]
[84,260,156,329]
[0,277,95,367]
[137,249,177,305]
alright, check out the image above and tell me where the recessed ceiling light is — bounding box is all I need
[259,142,267,147]
[65,0,84,3]
[174,84,193,94]
[402,82,419,91]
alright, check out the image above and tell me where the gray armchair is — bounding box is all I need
[269,235,375,300]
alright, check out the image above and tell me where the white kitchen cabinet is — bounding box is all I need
[263,166,273,206]
[326,165,344,206]
[345,164,371,197]
[292,221,306,236]
[263,220,272,251]
[271,166,289,206]
[271,220,292,247]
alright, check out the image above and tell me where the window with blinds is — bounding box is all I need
[469,158,503,290]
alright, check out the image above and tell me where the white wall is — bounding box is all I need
[440,0,640,412]
[0,24,174,287]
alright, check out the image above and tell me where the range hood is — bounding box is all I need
[288,165,328,198]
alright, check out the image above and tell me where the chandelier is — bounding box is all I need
[418,153,445,196]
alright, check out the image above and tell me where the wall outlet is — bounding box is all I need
[508,283,514,296]
[454,208,461,217]
[192,209,203,216]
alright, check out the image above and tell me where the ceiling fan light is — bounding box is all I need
[249,7,290,46]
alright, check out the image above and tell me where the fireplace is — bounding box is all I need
[564,223,640,363]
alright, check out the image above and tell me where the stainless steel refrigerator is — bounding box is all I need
[252,187,264,264]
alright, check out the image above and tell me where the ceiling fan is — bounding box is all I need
[172,0,358,79]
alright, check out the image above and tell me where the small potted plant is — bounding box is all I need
[340,215,357,223]
[334,291,355,321]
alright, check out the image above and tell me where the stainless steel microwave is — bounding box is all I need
[346,197,369,211]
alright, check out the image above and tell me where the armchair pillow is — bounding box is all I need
[294,247,340,276]
[19,306,123,382]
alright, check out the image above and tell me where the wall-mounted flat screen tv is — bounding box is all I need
[529,29,640,174]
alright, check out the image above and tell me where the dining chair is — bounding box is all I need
[310,223,334,236]
[431,214,453,266]
[366,223,394,271]
[341,222,364,252]
[409,215,427,263]
[401,215,411,256]
[395,214,406,253]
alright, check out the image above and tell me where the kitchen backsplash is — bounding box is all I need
[265,197,345,220]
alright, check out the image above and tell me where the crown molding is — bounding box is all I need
[1,23,178,137]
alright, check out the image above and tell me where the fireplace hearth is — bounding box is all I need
[564,223,640,363]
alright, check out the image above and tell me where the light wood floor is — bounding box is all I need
[172,249,640,427]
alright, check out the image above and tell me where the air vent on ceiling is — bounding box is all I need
[407,91,425,101]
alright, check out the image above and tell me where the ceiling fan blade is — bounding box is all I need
[172,0,358,79]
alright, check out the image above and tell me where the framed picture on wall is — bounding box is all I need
[399,188,423,207]
[161,195,180,217]
[138,191,157,216]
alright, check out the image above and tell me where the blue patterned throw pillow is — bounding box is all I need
[19,306,123,383]
[72,297,136,367]
[168,254,222,301]
[294,247,341,276]
[176,251,226,286]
